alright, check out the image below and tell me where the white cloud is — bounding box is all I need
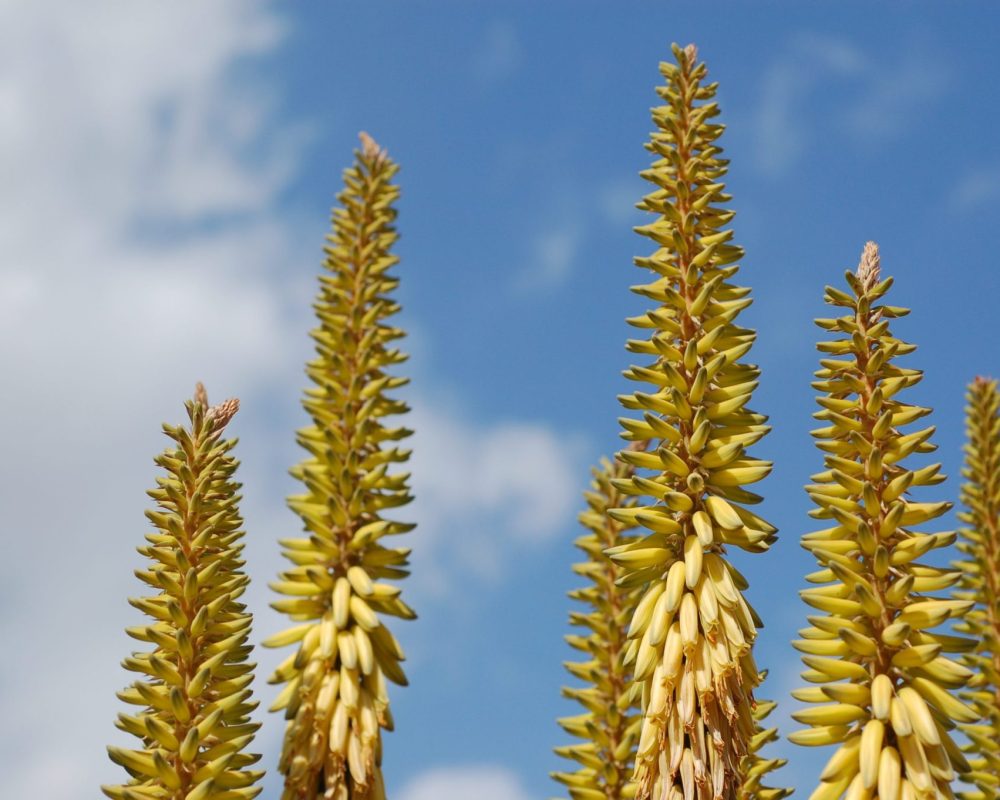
[749,34,948,175]
[0,0,295,237]
[0,2,305,797]
[399,765,531,800]
[0,5,588,797]
[408,398,584,592]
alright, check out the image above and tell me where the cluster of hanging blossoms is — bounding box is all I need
[790,241,978,800]
[266,133,414,800]
[953,377,1000,799]
[608,42,786,800]
[103,386,262,800]
[553,444,644,800]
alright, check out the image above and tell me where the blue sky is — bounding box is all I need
[2,3,1000,799]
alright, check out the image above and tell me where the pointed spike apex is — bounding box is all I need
[194,381,208,408]
[857,240,880,290]
[207,397,240,432]
[359,131,385,162]
[684,43,698,64]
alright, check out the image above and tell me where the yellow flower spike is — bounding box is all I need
[267,132,412,800]
[953,376,1000,799]
[793,241,974,800]
[739,684,793,800]
[552,444,645,800]
[613,43,787,800]
[102,385,263,800]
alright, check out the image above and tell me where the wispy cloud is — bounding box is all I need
[844,51,948,144]
[474,20,524,84]
[795,32,867,74]
[751,33,864,174]
[399,765,531,800]
[514,227,581,291]
[750,33,949,175]
[753,60,811,174]
[948,164,1000,211]
[599,177,645,227]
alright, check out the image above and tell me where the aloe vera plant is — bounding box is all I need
[265,133,414,800]
[790,241,977,800]
[552,444,644,800]
[103,385,262,800]
[954,377,1000,799]
[608,43,786,800]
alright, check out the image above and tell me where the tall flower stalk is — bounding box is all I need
[954,377,1000,799]
[103,385,262,800]
[552,444,644,800]
[266,133,414,800]
[610,43,784,800]
[790,242,977,800]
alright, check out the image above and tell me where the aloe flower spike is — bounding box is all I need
[552,441,645,800]
[266,132,413,800]
[612,42,787,800]
[103,384,262,800]
[791,241,976,800]
[953,376,1000,800]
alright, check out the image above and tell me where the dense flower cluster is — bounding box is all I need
[553,447,644,800]
[791,242,977,800]
[954,377,1000,799]
[267,134,414,800]
[611,43,785,800]
[104,387,262,800]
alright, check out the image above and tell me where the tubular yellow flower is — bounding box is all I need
[791,241,976,800]
[552,444,644,800]
[103,385,262,800]
[266,133,413,800]
[612,43,785,800]
[953,377,1000,799]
